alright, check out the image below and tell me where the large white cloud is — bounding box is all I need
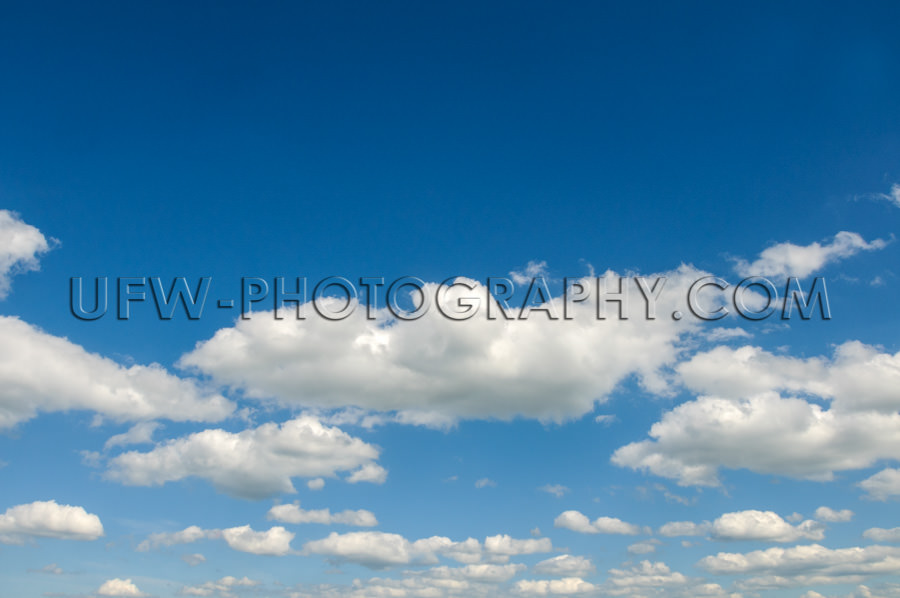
[0,316,234,429]
[698,544,900,589]
[554,511,643,535]
[97,578,145,597]
[0,209,52,299]
[302,531,552,569]
[710,510,824,543]
[678,342,900,413]
[859,468,900,501]
[732,231,887,278]
[106,416,383,499]
[267,502,377,527]
[532,554,595,577]
[137,524,293,555]
[612,391,900,486]
[178,268,706,422]
[0,500,103,544]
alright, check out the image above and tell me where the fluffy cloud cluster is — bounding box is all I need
[710,510,824,543]
[614,342,900,486]
[554,511,643,535]
[0,316,234,429]
[859,468,900,501]
[106,416,384,499]
[0,500,103,544]
[267,502,377,527]
[732,231,887,278]
[178,268,706,422]
[532,555,595,577]
[180,576,258,597]
[699,544,900,589]
[302,531,552,569]
[0,209,52,299]
[137,524,293,556]
[97,578,145,597]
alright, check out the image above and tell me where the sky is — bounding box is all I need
[2,2,900,597]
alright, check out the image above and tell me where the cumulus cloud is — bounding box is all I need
[513,577,598,595]
[180,576,258,597]
[658,521,710,537]
[267,503,377,527]
[554,511,642,535]
[863,527,900,543]
[815,507,854,523]
[612,391,900,487]
[539,484,569,498]
[97,578,145,597]
[106,415,383,499]
[178,268,706,423]
[698,543,900,588]
[0,316,234,429]
[533,554,595,577]
[510,260,549,285]
[0,500,103,544]
[710,510,824,542]
[605,560,690,595]
[302,531,551,569]
[104,422,161,450]
[732,231,887,278]
[221,525,294,556]
[137,524,292,556]
[678,342,900,414]
[0,210,52,299]
[859,468,900,501]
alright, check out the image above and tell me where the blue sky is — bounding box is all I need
[2,2,900,597]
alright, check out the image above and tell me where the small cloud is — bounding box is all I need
[510,260,549,285]
[814,506,854,522]
[539,484,570,498]
[97,578,145,597]
[871,276,886,287]
[530,527,542,537]
[307,478,325,491]
[703,327,752,342]
[594,414,616,425]
[181,553,206,566]
[627,539,661,554]
[28,563,63,575]
[475,478,497,489]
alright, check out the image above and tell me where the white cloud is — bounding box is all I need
[859,468,900,501]
[267,503,377,527]
[658,521,710,537]
[0,316,234,429]
[137,524,293,556]
[732,231,887,278]
[513,577,598,595]
[178,268,705,423]
[307,478,325,491]
[180,576,258,597]
[346,463,387,485]
[815,507,854,522]
[106,415,383,499]
[0,210,52,299]
[0,500,103,544]
[699,543,900,588]
[554,511,642,535]
[863,527,900,543]
[612,391,900,487]
[475,478,497,489]
[181,553,206,566]
[605,560,690,595]
[539,484,569,498]
[628,539,662,554]
[302,531,551,569]
[104,422,161,450]
[221,525,293,556]
[97,578,145,597]
[533,554,595,577]
[711,510,824,542]
[872,183,900,208]
[510,260,549,285]
[678,342,900,414]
